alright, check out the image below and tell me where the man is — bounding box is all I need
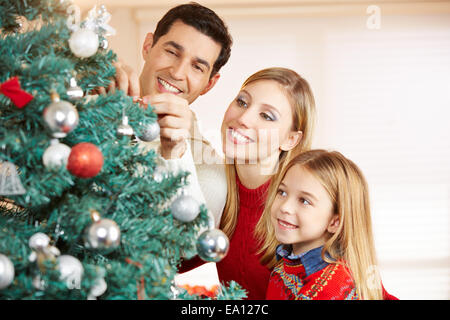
[111,3,231,159]
[107,3,232,226]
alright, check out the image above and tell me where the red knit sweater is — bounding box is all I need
[266,249,358,300]
[178,176,272,300]
[266,245,398,300]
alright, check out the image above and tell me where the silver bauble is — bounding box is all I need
[57,255,83,289]
[85,216,121,253]
[42,139,71,170]
[170,194,200,222]
[0,254,15,289]
[66,77,84,100]
[196,229,229,262]
[116,116,134,137]
[138,121,160,142]
[43,93,79,138]
[69,28,99,58]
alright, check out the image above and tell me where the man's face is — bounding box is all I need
[140,20,222,104]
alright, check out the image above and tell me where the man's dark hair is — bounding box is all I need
[153,2,233,77]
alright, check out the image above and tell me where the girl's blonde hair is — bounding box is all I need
[255,149,383,300]
[220,67,316,239]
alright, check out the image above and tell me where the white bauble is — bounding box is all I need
[43,139,71,170]
[28,232,50,251]
[57,255,83,290]
[170,194,200,222]
[0,254,14,289]
[69,28,99,58]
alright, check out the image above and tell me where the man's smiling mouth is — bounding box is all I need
[158,77,183,94]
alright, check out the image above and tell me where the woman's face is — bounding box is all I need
[221,80,300,164]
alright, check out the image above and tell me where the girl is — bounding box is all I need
[257,149,397,300]
[179,67,316,299]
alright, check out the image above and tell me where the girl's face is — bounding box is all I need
[221,80,301,164]
[270,164,340,255]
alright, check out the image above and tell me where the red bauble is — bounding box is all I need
[67,142,103,178]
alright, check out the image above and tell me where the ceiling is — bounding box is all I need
[73,0,450,11]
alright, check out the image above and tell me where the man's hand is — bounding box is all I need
[112,60,140,98]
[92,59,140,98]
[144,93,192,160]
[93,59,192,160]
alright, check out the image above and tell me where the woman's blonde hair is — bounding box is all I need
[220,67,316,239]
[255,149,383,300]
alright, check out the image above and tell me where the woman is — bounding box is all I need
[180,67,316,300]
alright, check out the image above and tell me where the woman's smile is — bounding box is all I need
[226,127,255,145]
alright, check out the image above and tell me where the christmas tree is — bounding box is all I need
[0,0,245,300]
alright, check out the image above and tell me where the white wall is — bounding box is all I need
[195,14,450,300]
[93,2,450,299]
